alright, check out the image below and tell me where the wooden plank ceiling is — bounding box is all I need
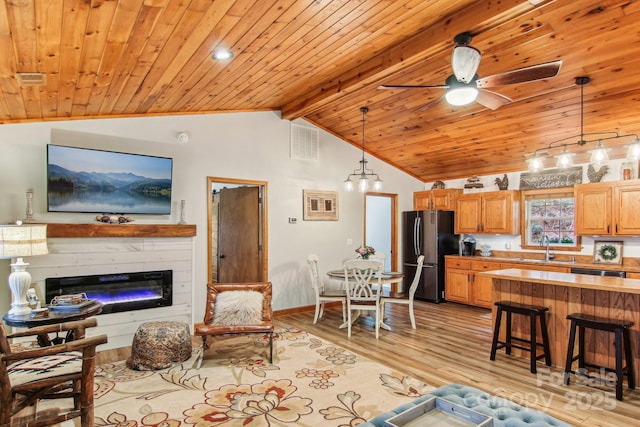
[1,0,640,182]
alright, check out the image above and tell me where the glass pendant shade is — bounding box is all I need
[555,148,574,169]
[358,176,369,193]
[344,177,354,191]
[527,155,545,172]
[589,141,610,166]
[627,141,640,160]
[372,177,383,191]
[451,45,481,83]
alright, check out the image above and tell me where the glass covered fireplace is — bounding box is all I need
[45,270,172,314]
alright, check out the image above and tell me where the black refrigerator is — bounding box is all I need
[403,210,459,302]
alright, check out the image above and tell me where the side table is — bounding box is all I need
[3,302,103,346]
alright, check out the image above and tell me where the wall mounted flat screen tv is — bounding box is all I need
[47,144,173,215]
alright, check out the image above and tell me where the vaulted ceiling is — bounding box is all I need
[1,0,639,182]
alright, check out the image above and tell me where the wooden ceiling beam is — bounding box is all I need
[280,0,558,120]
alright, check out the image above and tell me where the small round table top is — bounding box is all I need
[2,302,103,328]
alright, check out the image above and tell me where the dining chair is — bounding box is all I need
[343,259,384,339]
[307,254,347,324]
[0,318,108,427]
[380,255,424,329]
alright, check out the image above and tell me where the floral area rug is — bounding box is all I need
[90,327,434,426]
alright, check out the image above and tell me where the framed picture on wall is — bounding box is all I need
[303,190,338,221]
[593,241,623,265]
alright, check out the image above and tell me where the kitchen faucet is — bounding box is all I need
[540,234,555,261]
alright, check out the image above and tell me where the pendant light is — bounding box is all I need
[526,76,639,171]
[344,107,382,192]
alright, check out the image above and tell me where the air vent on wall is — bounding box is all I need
[290,123,319,161]
[16,72,46,86]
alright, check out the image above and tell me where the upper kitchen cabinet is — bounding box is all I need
[455,190,521,234]
[575,179,640,235]
[413,189,462,210]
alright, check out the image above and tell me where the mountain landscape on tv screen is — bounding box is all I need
[47,164,171,214]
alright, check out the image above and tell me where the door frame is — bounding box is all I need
[364,192,398,272]
[207,176,268,283]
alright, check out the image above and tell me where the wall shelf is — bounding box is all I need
[45,223,196,238]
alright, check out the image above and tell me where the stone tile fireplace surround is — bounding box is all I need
[26,224,196,350]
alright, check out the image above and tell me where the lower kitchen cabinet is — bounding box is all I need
[445,256,571,308]
[445,262,471,304]
[445,258,501,308]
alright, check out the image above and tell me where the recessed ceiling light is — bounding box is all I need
[212,49,233,61]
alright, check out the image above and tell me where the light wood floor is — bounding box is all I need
[98,301,639,426]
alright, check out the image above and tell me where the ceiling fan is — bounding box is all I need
[378,32,562,111]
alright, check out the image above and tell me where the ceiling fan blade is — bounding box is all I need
[378,84,449,90]
[413,97,443,113]
[475,89,512,110]
[476,60,563,88]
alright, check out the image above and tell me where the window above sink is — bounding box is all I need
[520,188,582,252]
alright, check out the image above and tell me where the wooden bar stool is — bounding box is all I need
[490,301,552,374]
[564,313,635,401]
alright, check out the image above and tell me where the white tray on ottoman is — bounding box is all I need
[385,396,493,427]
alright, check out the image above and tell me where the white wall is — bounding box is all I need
[0,111,423,321]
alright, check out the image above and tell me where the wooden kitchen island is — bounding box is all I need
[478,268,640,381]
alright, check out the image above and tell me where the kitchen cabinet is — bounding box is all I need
[575,179,640,235]
[445,256,571,308]
[444,257,502,308]
[455,190,520,234]
[470,260,503,308]
[445,258,471,304]
[413,189,462,210]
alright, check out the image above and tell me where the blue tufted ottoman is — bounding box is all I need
[361,384,571,427]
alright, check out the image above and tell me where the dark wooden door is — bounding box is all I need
[217,186,262,282]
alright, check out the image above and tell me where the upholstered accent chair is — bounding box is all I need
[194,282,274,368]
[0,318,108,427]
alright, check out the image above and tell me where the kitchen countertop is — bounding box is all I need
[477,268,640,294]
[445,254,639,273]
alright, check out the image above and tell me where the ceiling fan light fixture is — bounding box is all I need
[452,45,481,83]
[445,87,478,106]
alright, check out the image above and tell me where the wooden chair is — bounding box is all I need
[194,282,274,368]
[343,260,384,339]
[307,254,347,324]
[380,255,424,329]
[0,318,108,427]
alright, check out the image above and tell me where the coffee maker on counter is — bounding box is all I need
[461,235,476,256]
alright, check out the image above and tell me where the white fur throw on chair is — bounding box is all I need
[213,290,264,325]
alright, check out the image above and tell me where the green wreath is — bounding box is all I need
[598,244,618,261]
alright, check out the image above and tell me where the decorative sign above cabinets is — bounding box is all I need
[519,166,583,190]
